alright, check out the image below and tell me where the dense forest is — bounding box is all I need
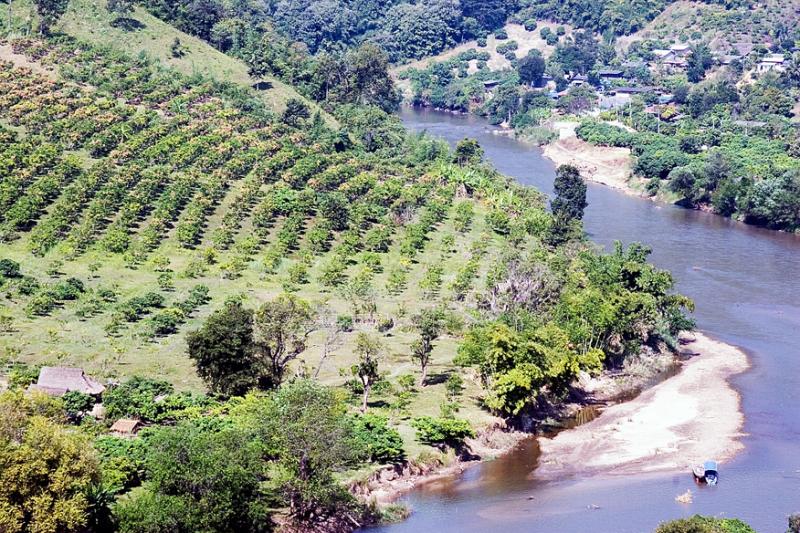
[142,0,517,61]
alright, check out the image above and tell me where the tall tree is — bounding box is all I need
[551,164,588,222]
[687,43,713,83]
[186,302,257,397]
[517,50,546,86]
[411,308,444,386]
[237,380,363,524]
[114,422,266,532]
[351,333,382,413]
[548,164,587,245]
[282,98,311,126]
[253,294,315,388]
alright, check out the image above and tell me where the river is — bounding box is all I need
[368,107,800,533]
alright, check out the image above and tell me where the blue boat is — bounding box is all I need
[693,460,719,485]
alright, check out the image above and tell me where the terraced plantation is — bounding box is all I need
[0,0,713,528]
[0,36,548,414]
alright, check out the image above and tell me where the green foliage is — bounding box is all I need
[114,421,268,533]
[350,332,383,412]
[187,302,256,397]
[548,164,586,245]
[102,376,174,422]
[33,0,71,34]
[0,259,22,279]
[351,414,405,463]
[655,515,756,533]
[454,138,484,165]
[445,374,464,399]
[235,380,364,522]
[411,416,474,448]
[518,50,546,86]
[0,391,100,533]
[62,390,95,418]
[456,322,603,415]
[411,308,445,386]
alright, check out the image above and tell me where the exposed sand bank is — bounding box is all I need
[542,120,644,196]
[535,332,749,478]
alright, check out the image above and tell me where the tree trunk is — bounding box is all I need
[419,362,428,387]
[361,384,370,413]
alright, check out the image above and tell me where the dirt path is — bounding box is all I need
[535,332,749,478]
[0,41,57,78]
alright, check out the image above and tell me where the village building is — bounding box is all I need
[569,74,588,86]
[597,69,624,80]
[652,49,676,62]
[110,418,142,437]
[661,58,688,73]
[29,366,105,396]
[757,53,786,73]
[669,43,692,58]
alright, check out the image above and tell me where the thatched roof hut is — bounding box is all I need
[29,366,105,396]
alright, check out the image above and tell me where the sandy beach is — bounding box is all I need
[535,332,749,478]
[542,120,643,196]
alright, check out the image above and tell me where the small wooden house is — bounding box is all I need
[110,418,141,436]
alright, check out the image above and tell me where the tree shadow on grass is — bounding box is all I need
[111,17,146,31]
[425,373,449,386]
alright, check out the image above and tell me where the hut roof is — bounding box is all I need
[33,367,105,396]
[110,418,141,434]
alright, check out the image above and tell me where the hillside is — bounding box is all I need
[2,0,335,122]
[393,21,571,98]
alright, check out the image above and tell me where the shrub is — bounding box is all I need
[411,416,474,448]
[0,259,21,279]
[351,414,405,463]
[149,307,186,336]
[523,19,537,31]
[7,363,40,389]
[486,209,510,234]
[496,41,518,55]
[445,374,464,399]
[62,390,95,419]
[494,28,508,40]
[26,293,57,316]
[655,515,755,533]
[477,37,487,47]
[103,376,174,422]
[336,315,354,332]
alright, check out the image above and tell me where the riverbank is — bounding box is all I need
[535,332,749,479]
[357,331,747,511]
[541,120,645,196]
[354,423,530,507]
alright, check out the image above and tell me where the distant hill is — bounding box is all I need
[3,0,335,123]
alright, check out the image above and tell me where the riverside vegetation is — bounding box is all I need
[391,2,800,233]
[0,1,779,532]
